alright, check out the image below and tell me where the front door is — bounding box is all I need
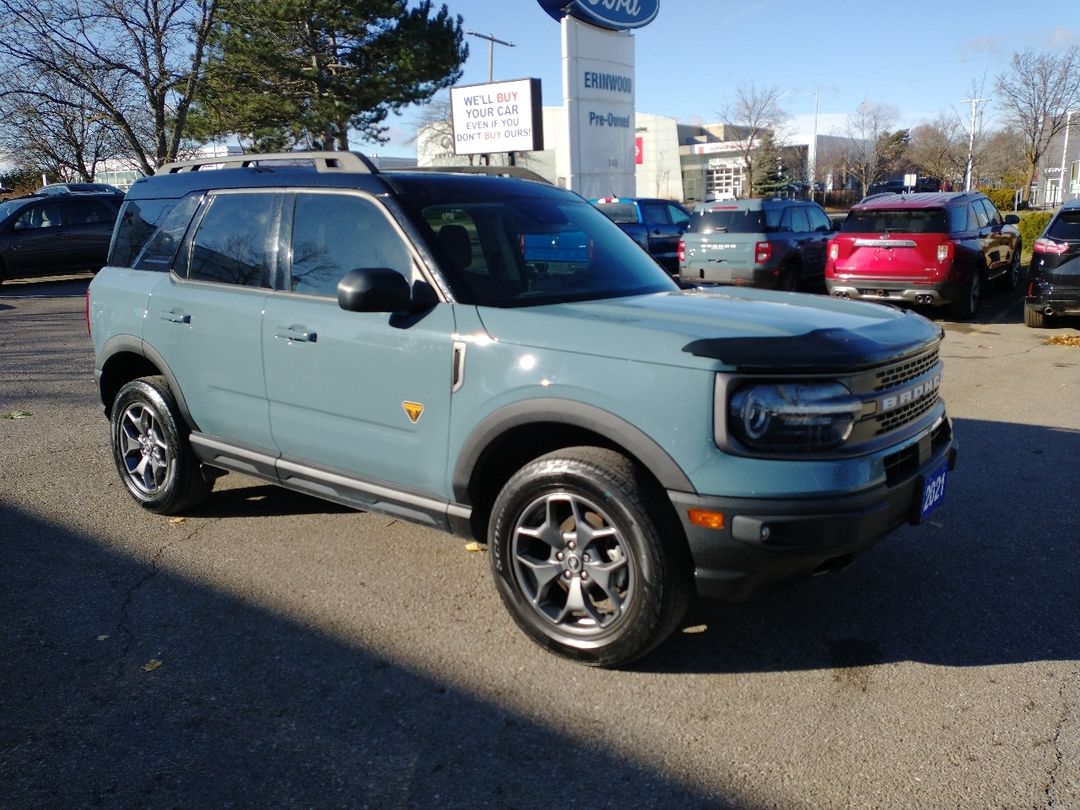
[262,190,456,501]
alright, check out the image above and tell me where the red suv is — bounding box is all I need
[825,192,1022,318]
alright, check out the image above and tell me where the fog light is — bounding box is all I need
[689,509,725,530]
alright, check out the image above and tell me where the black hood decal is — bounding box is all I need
[683,316,943,372]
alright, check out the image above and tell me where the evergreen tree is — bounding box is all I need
[751,131,788,197]
[192,0,467,150]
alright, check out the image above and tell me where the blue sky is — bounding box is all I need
[366,0,1080,158]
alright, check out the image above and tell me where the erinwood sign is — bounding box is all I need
[539,0,660,198]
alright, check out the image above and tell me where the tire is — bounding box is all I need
[488,447,692,668]
[1024,305,1048,328]
[775,263,799,292]
[110,375,212,514]
[950,270,981,320]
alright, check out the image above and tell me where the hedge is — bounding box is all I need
[979,187,1021,211]
[1017,210,1052,251]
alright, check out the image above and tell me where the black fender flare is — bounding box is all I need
[451,398,695,503]
[97,334,197,429]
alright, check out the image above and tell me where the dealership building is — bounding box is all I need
[417,108,853,204]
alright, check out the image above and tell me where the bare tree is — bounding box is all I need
[979,127,1028,188]
[995,47,1080,202]
[840,100,899,194]
[908,114,968,189]
[718,83,788,198]
[0,73,121,181]
[0,0,218,175]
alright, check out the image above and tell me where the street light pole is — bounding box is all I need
[465,30,515,83]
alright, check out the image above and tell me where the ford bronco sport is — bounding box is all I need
[87,152,957,667]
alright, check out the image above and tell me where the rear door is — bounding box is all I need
[141,190,277,452]
[60,199,119,272]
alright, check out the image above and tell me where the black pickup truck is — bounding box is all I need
[592,196,690,275]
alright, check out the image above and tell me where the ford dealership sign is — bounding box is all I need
[537,0,659,30]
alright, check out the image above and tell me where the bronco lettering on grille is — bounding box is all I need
[879,372,942,413]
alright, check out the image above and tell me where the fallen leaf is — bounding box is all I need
[142,659,163,672]
[168,517,187,525]
[464,541,484,553]
[2,410,31,420]
[1046,334,1080,348]
[96,634,110,641]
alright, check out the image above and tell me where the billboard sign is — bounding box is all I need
[450,78,544,156]
[537,0,660,30]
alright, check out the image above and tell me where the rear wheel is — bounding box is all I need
[110,376,212,514]
[488,447,692,667]
[1024,305,1049,328]
[950,270,981,319]
[775,263,799,292]
[999,250,1021,291]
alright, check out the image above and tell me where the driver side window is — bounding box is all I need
[289,193,413,297]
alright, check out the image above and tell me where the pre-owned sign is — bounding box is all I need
[450,78,544,156]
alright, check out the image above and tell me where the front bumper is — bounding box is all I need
[670,421,958,601]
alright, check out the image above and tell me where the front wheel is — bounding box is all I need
[110,376,212,514]
[488,447,692,667]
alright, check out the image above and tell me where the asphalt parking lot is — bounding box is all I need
[1,275,1078,809]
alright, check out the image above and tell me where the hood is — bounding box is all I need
[475,288,943,373]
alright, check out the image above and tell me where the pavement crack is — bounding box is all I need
[113,519,212,673]
[1043,664,1079,809]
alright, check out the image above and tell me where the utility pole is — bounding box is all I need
[465,30,515,83]
[1059,110,1074,204]
[961,96,988,192]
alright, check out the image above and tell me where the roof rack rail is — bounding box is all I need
[160,151,378,174]
[398,164,551,184]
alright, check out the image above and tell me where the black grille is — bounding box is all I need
[875,391,940,435]
[874,350,939,391]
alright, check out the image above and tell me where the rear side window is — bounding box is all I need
[1047,210,1080,240]
[948,206,970,233]
[133,193,203,272]
[64,200,116,225]
[841,209,949,234]
[109,199,175,267]
[782,206,811,233]
[690,207,768,234]
[188,193,276,288]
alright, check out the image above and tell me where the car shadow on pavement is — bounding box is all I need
[0,503,741,810]
[644,417,1080,674]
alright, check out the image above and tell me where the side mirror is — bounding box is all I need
[338,268,418,313]
[12,220,27,231]
[1004,214,1020,225]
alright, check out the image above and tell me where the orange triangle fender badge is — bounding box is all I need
[402,401,424,424]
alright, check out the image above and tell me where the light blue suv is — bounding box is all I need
[88,152,957,667]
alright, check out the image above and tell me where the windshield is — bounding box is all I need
[0,199,28,222]
[1047,210,1080,241]
[414,195,676,307]
[593,202,638,224]
[842,209,949,234]
[688,206,777,234]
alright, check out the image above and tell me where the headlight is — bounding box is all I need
[729,382,861,451]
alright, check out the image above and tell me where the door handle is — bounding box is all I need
[160,310,191,324]
[275,325,317,343]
